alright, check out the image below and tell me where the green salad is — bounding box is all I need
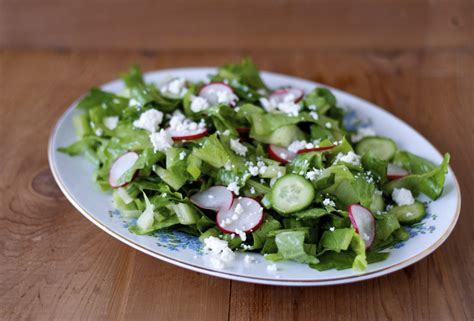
[59,58,450,272]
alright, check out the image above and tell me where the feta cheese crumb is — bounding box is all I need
[288,140,307,153]
[305,168,324,181]
[260,93,301,116]
[322,198,336,207]
[179,151,187,160]
[335,151,361,166]
[230,139,248,156]
[309,111,319,120]
[149,129,173,152]
[160,77,187,97]
[392,188,415,206]
[95,128,103,136]
[133,109,163,132]
[352,127,376,143]
[235,228,247,241]
[325,122,332,128]
[329,226,336,232]
[250,187,256,195]
[227,182,240,195]
[103,116,119,130]
[266,264,278,274]
[244,255,256,265]
[168,110,206,135]
[203,236,236,269]
[190,96,210,113]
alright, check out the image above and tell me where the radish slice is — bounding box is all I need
[190,186,234,211]
[217,197,264,234]
[269,88,304,104]
[268,144,297,164]
[167,128,209,141]
[348,204,375,249]
[387,163,409,180]
[109,152,139,188]
[297,145,336,154]
[236,127,250,134]
[198,82,236,106]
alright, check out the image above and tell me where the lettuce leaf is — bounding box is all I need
[384,153,450,200]
[265,230,319,264]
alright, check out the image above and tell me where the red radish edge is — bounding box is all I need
[190,186,234,211]
[387,163,409,180]
[109,152,139,188]
[267,144,296,164]
[216,197,264,235]
[297,145,336,154]
[348,204,375,249]
[198,82,234,96]
[168,128,209,141]
[269,88,304,103]
[236,127,250,134]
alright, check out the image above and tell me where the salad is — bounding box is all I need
[59,58,450,272]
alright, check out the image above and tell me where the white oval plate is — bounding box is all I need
[48,68,461,286]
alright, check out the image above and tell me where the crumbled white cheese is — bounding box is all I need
[224,161,232,171]
[179,151,187,160]
[335,151,361,166]
[260,93,301,116]
[266,264,278,273]
[128,98,140,107]
[305,168,324,181]
[168,110,206,134]
[133,109,164,132]
[244,255,256,264]
[227,182,240,195]
[250,187,256,194]
[203,87,239,105]
[203,236,236,269]
[325,122,332,128]
[235,228,247,241]
[259,98,276,113]
[392,188,415,206]
[352,127,376,143]
[288,140,307,153]
[322,198,336,207]
[160,77,187,97]
[276,100,300,116]
[309,111,319,120]
[329,226,336,232]
[230,139,248,156]
[149,129,173,152]
[308,104,317,111]
[103,116,119,130]
[241,243,252,250]
[95,128,103,136]
[190,96,210,113]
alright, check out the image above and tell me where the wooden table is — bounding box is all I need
[0,49,472,321]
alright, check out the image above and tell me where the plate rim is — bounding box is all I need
[48,67,461,286]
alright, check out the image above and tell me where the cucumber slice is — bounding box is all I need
[356,136,397,161]
[270,174,315,214]
[171,203,200,225]
[257,125,305,147]
[388,202,426,225]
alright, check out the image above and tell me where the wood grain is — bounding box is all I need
[0,50,472,321]
[0,0,473,51]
